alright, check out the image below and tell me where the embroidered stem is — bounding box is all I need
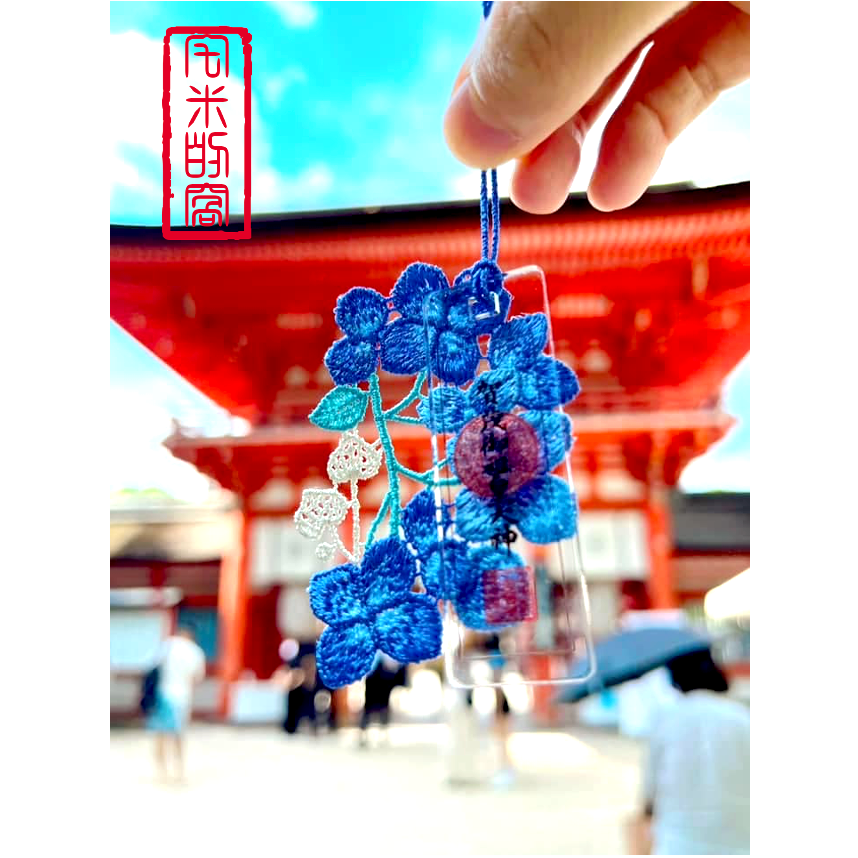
[384,371,427,417]
[423,457,448,475]
[369,373,402,536]
[387,415,423,425]
[366,492,390,549]
[333,530,355,564]
[350,478,361,561]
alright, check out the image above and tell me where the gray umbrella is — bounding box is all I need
[556,626,711,704]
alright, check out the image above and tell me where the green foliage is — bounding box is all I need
[309,385,370,431]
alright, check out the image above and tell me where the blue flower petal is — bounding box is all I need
[488,313,549,369]
[467,367,519,414]
[448,549,486,630]
[391,262,449,321]
[308,564,363,626]
[380,318,428,375]
[522,410,573,471]
[374,593,443,663]
[402,489,442,558]
[421,539,472,598]
[468,545,533,630]
[446,432,459,477]
[445,290,477,337]
[325,338,377,386]
[423,290,450,330]
[417,386,473,434]
[455,489,510,542]
[518,355,581,409]
[334,287,389,341]
[432,330,481,386]
[360,537,419,612]
[509,474,578,543]
[450,546,530,632]
[470,545,527,574]
[316,622,376,688]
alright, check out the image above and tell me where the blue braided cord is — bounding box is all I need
[490,168,500,261]
[479,1,500,262]
[480,170,490,260]
[387,414,424,426]
[480,167,500,261]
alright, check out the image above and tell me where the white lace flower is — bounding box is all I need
[294,488,349,540]
[327,429,383,485]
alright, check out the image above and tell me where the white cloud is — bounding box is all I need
[108,387,223,501]
[270,1,318,29]
[261,66,308,107]
[109,31,327,218]
[679,453,750,493]
[254,163,334,210]
[109,30,174,157]
[111,153,159,199]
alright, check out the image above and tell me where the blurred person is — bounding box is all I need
[148,624,205,783]
[477,633,515,787]
[283,653,320,735]
[359,653,407,748]
[631,650,750,855]
[444,2,750,214]
[449,632,515,788]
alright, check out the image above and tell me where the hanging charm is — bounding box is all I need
[295,0,591,689]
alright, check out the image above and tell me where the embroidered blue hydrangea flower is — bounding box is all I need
[450,404,577,545]
[380,261,512,386]
[324,287,390,386]
[308,536,442,687]
[417,312,581,434]
[456,464,578,546]
[402,490,532,631]
[488,312,580,409]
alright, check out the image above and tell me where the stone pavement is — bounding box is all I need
[108,721,646,856]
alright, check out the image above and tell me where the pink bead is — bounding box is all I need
[483,566,537,624]
[454,412,541,499]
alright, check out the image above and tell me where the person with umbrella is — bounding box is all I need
[633,649,750,855]
[560,628,750,854]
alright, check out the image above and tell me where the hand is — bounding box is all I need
[443,1,750,213]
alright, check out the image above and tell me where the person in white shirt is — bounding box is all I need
[149,625,206,782]
[634,650,750,855]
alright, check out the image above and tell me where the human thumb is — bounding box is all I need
[444,0,688,169]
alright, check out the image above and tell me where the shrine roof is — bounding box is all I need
[111,182,749,425]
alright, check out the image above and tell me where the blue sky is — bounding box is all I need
[110,1,750,500]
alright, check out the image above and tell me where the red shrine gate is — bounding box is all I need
[110,182,750,717]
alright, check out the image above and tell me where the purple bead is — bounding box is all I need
[454,413,541,499]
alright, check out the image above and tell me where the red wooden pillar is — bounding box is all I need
[646,485,676,610]
[646,435,676,610]
[217,507,251,718]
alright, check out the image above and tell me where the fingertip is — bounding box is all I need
[586,184,622,213]
[588,107,663,212]
[509,124,584,215]
[510,175,566,215]
[587,178,646,213]
[443,77,522,170]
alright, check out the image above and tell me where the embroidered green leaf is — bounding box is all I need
[309,386,370,431]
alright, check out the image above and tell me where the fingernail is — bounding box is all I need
[444,77,520,168]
